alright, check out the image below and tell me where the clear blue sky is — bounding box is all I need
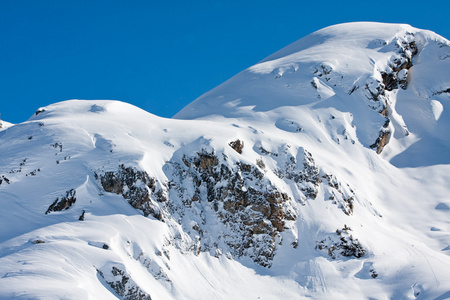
[1,0,449,123]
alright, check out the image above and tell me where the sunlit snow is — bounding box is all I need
[1,22,450,299]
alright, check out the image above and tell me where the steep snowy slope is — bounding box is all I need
[1,22,450,299]
[176,22,450,164]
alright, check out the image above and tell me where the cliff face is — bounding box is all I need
[1,23,450,299]
[96,141,360,268]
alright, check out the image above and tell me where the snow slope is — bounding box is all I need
[1,22,450,299]
[0,120,14,131]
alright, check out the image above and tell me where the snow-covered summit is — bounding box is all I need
[175,22,450,166]
[175,22,449,119]
[1,23,450,299]
[30,99,156,120]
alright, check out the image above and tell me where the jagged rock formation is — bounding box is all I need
[98,164,167,220]
[165,148,297,267]
[96,143,360,267]
[45,189,76,214]
[364,33,418,153]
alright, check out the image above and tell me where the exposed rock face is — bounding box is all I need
[272,148,320,201]
[380,39,417,91]
[370,129,390,154]
[97,266,152,300]
[228,139,244,154]
[370,116,391,154]
[322,174,356,215]
[363,34,418,154]
[97,142,360,267]
[45,189,76,214]
[99,164,167,220]
[166,148,298,267]
[316,225,366,259]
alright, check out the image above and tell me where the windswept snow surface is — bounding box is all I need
[1,23,450,299]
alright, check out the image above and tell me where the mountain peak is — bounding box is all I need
[1,23,450,299]
[175,22,450,163]
[29,99,158,121]
[175,22,448,120]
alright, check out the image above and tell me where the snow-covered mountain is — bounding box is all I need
[1,22,450,299]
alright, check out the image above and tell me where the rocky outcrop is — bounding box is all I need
[370,128,390,154]
[322,174,356,215]
[363,35,418,154]
[432,88,450,96]
[35,108,46,115]
[0,175,10,185]
[272,148,320,201]
[228,139,244,154]
[45,189,76,214]
[98,165,167,220]
[166,148,298,267]
[316,225,366,259]
[97,144,359,267]
[381,38,417,91]
[97,266,152,300]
